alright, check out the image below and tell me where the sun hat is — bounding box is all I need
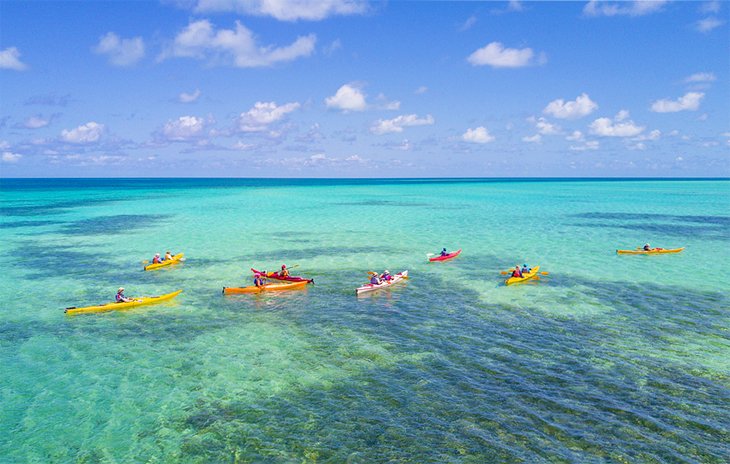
[118,287,124,292]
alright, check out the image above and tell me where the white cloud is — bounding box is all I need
[238,101,300,132]
[543,93,598,119]
[179,89,201,103]
[566,130,584,141]
[0,47,28,71]
[2,151,22,163]
[370,114,434,135]
[583,0,668,17]
[24,116,50,129]
[522,134,541,143]
[94,32,145,67]
[192,0,368,21]
[695,17,724,33]
[531,117,560,135]
[589,111,644,137]
[415,86,428,94]
[162,116,206,140]
[467,42,538,68]
[375,93,400,110]
[508,1,525,12]
[700,1,721,14]
[460,15,477,31]
[61,122,105,143]
[462,126,495,144]
[164,20,316,67]
[684,72,716,83]
[570,141,599,151]
[650,92,704,113]
[325,84,367,111]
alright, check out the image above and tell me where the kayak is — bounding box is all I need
[144,253,184,271]
[616,247,684,255]
[505,266,540,286]
[65,289,183,315]
[355,270,408,295]
[429,249,462,262]
[250,267,313,284]
[223,280,309,294]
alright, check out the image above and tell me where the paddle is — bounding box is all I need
[500,270,549,276]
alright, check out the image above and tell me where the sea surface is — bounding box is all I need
[1,178,728,463]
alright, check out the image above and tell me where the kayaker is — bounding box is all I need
[511,266,523,278]
[643,243,652,251]
[440,248,448,256]
[164,251,173,261]
[152,253,162,264]
[253,273,266,287]
[116,287,132,303]
[370,274,381,285]
[280,265,289,278]
[381,270,392,282]
[521,264,531,274]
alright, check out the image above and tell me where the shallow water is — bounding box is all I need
[1,178,728,462]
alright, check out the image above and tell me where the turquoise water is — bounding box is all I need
[1,178,728,462]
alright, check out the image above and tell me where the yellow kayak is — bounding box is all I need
[616,247,684,255]
[223,281,309,294]
[505,266,540,285]
[144,253,184,271]
[65,290,183,315]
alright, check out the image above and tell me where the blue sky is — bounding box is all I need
[1,0,728,177]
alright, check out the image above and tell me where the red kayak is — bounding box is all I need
[429,249,462,262]
[250,268,314,284]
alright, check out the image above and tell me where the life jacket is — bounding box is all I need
[153,256,161,263]
[370,276,380,284]
[116,293,124,302]
[512,270,522,278]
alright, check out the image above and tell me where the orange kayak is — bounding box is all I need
[223,281,309,294]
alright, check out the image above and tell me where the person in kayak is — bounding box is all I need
[440,248,448,256]
[116,287,132,303]
[381,270,392,282]
[164,251,173,261]
[511,266,523,278]
[643,243,652,251]
[253,273,266,287]
[521,264,531,274]
[280,265,289,278]
[370,273,381,285]
[152,253,162,264]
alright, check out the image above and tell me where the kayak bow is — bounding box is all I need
[65,289,183,315]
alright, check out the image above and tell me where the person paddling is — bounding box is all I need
[370,273,381,285]
[381,270,392,282]
[280,265,289,278]
[511,265,523,278]
[440,248,448,256]
[521,264,531,274]
[151,253,162,264]
[253,273,266,287]
[116,287,132,303]
[643,243,652,251]
[164,251,173,261]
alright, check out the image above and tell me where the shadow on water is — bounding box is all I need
[60,214,173,236]
[570,212,730,241]
[0,220,64,229]
[158,275,729,462]
[0,197,130,217]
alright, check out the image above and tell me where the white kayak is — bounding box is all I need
[355,270,408,295]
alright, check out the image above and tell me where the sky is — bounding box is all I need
[0,0,728,178]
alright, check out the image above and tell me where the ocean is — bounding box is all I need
[1,178,728,462]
